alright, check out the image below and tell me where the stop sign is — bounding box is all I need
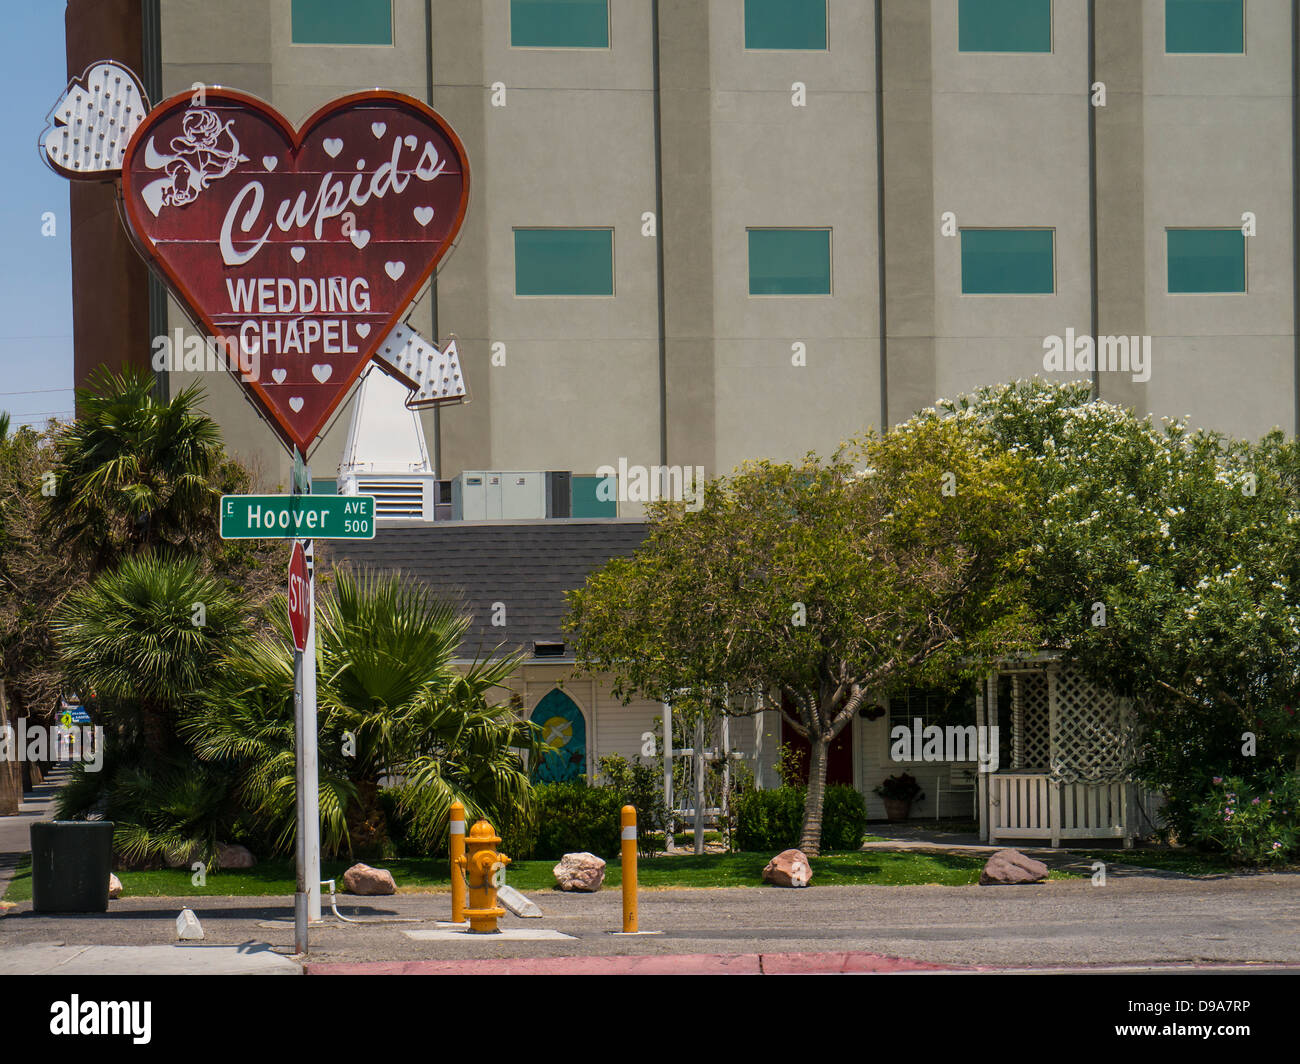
[287,540,311,652]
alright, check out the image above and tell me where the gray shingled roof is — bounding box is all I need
[319,519,648,659]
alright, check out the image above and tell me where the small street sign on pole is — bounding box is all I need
[220,494,375,540]
[287,542,310,653]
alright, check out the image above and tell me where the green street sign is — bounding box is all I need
[219,494,377,540]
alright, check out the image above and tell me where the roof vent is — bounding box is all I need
[532,641,566,658]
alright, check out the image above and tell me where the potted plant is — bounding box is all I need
[874,772,925,821]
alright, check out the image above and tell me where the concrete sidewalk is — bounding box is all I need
[0,765,69,903]
[2,869,1297,973]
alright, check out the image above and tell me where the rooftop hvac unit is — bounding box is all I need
[347,475,437,520]
[451,471,549,520]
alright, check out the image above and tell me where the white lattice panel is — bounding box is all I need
[1051,667,1131,783]
[1012,672,1050,770]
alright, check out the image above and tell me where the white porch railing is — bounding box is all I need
[987,772,1132,847]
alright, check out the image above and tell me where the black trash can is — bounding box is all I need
[30,821,116,913]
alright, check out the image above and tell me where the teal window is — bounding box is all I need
[748,228,832,295]
[744,0,828,50]
[572,475,618,518]
[958,0,1052,52]
[1165,0,1244,54]
[960,228,1055,294]
[291,0,392,45]
[511,0,609,48]
[515,229,614,296]
[1167,228,1246,293]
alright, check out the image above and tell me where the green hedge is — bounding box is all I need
[501,781,624,861]
[733,785,868,853]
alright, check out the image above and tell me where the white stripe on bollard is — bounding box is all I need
[450,821,466,833]
[621,826,637,840]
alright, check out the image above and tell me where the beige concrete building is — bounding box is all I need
[68,0,1298,496]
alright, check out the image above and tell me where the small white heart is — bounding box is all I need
[404,134,418,150]
[312,364,333,383]
[262,155,278,171]
[290,246,306,263]
[289,397,304,413]
[385,260,406,281]
[349,229,370,250]
[323,138,343,158]
[356,324,371,338]
[371,122,387,139]
[272,368,287,384]
[413,206,434,227]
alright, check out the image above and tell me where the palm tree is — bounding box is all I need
[53,554,250,756]
[188,567,542,857]
[44,366,223,570]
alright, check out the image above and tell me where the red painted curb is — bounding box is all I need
[305,950,962,976]
[759,951,960,974]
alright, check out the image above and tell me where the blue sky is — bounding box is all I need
[0,3,74,429]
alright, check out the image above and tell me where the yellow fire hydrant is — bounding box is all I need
[455,819,511,933]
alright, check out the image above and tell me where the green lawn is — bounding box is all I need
[2,849,1080,901]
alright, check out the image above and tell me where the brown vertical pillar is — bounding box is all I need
[64,0,152,394]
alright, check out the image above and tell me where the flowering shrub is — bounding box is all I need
[1190,772,1300,864]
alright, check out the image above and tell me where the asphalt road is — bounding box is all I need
[2,871,1297,971]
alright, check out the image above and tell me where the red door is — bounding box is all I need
[780,703,854,786]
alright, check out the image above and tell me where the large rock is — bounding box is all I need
[343,862,396,896]
[108,874,122,900]
[980,848,1049,885]
[216,843,256,870]
[762,849,812,888]
[552,852,605,892]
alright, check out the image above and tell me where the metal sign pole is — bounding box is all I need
[292,616,307,953]
[303,535,320,923]
[290,450,321,950]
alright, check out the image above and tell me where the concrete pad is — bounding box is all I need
[0,943,300,975]
[402,927,574,942]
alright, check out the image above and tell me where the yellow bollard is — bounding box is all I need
[621,805,638,934]
[450,801,466,924]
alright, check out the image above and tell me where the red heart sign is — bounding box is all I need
[120,89,469,454]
